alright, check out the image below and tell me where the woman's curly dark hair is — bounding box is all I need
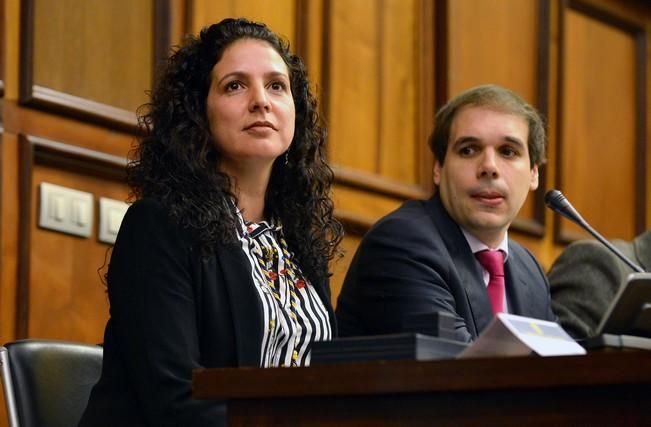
[129,18,343,285]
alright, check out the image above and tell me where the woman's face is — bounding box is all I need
[206,38,295,172]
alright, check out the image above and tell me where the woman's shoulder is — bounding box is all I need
[119,198,194,245]
[125,197,167,218]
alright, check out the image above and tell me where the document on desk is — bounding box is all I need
[459,313,586,358]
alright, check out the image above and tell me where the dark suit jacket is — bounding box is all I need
[548,230,651,339]
[336,194,554,343]
[79,199,335,427]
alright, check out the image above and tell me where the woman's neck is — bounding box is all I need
[220,160,273,223]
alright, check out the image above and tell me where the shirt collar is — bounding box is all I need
[461,227,509,261]
[234,206,282,238]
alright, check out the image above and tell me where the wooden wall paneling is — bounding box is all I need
[377,0,418,184]
[446,0,549,238]
[297,0,325,93]
[327,0,380,174]
[16,134,128,341]
[188,0,297,45]
[326,0,430,212]
[555,0,646,243]
[154,0,173,76]
[0,130,13,427]
[0,131,19,345]
[327,0,430,189]
[19,0,171,132]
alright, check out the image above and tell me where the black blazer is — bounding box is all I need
[79,199,335,427]
[336,194,554,343]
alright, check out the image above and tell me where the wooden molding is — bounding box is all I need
[294,0,308,60]
[524,0,552,239]
[320,0,332,126]
[433,0,448,111]
[16,133,127,338]
[417,0,436,194]
[334,209,373,236]
[555,0,647,244]
[333,164,429,201]
[19,0,172,133]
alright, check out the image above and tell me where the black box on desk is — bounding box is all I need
[311,333,467,365]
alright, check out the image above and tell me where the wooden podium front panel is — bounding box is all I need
[193,352,651,426]
[225,386,647,427]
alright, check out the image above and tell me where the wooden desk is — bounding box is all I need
[193,351,651,426]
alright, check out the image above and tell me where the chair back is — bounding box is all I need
[0,339,103,427]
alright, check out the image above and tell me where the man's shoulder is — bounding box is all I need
[373,198,437,230]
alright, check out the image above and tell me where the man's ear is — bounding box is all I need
[433,161,442,186]
[530,165,539,191]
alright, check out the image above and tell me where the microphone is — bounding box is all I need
[545,189,645,273]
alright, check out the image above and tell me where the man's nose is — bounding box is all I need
[477,150,499,179]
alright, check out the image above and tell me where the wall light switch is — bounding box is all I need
[39,182,94,238]
[99,197,129,245]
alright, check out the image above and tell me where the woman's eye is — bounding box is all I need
[225,81,242,91]
[269,81,286,91]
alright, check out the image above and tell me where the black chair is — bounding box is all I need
[0,339,103,427]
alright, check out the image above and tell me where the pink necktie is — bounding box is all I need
[475,250,505,315]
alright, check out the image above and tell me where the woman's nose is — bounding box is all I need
[249,85,271,112]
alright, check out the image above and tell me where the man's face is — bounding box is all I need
[434,105,539,247]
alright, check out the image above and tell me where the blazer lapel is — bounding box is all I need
[215,243,264,367]
[503,254,532,316]
[427,194,493,336]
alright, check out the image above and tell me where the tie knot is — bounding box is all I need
[475,250,505,277]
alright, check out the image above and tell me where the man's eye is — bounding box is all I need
[459,146,475,156]
[501,147,518,157]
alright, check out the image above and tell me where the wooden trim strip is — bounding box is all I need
[333,164,429,200]
[334,209,373,236]
[526,0,552,239]
[16,134,33,338]
[29,85,137,130]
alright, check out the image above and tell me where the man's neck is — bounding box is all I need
[461,227,509,253]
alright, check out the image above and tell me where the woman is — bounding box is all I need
[79,18,342,427]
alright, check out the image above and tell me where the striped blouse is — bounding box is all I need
[236,212,332,367]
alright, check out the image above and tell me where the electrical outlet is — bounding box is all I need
[39,182,93,238]
[98,197,129,244]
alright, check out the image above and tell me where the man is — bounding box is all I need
[548,230,651,339]
[336,84,555,342]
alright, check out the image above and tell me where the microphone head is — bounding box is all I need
[544,189,585,225]
[544,189,567,211]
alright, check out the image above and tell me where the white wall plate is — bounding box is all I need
[39,182,94,238]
